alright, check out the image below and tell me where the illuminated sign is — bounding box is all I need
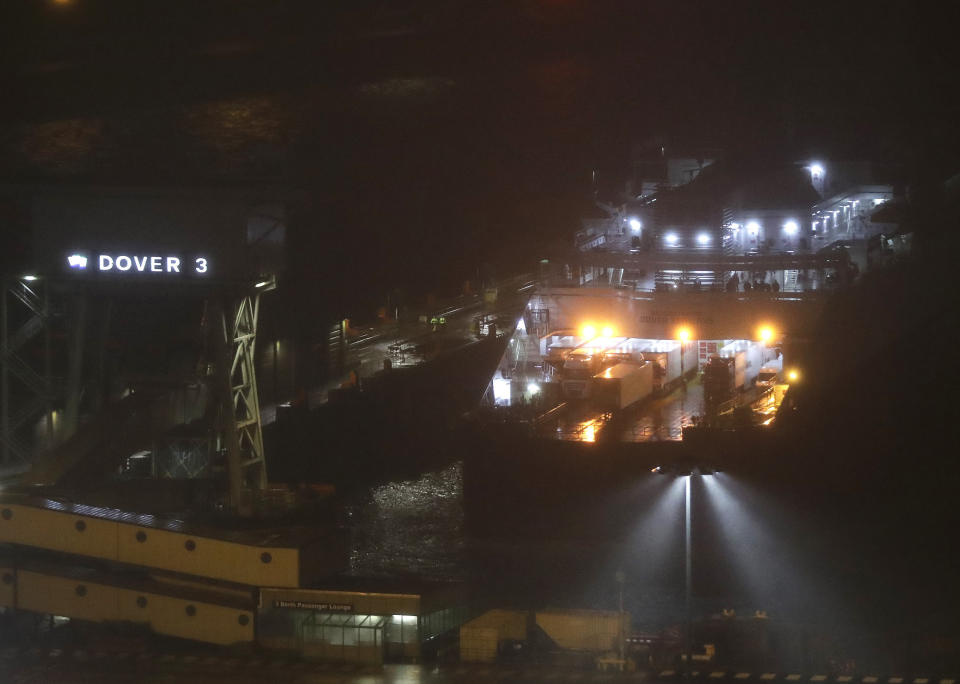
[65,254,209,275]
[273,600,353,612]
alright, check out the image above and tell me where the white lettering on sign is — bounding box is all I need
[273,600,354,612]
[93,254,209,275]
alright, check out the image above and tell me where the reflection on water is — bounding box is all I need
[343,461,464,581]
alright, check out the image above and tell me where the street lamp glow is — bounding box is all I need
[581,324,596,339]
[783,220,799,235]
[809,163,824,178]
[601,325,614,338]
[664,232,678,246]
[758,326,774,343]
[629,218,642,233]
[746,221,760,236]
[696,232,711,245]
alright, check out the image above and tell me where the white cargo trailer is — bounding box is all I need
[635,340,696,390]
[592,362,653,410]
[717,340,763,388]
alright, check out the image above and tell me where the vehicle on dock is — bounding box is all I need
[592,361,654,410]
[755,367,779,389]
[703,354,737,407]
[561,348,601,399]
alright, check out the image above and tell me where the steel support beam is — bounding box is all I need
[1,277,54,466]
[212,292,267,515]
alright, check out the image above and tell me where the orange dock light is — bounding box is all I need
[676,327,691,343]
[758,325,775,343]
[787,369,799,382]
[581,324,597,339]
[601,325,615,338]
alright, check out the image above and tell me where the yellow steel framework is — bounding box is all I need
[211,287,269,515]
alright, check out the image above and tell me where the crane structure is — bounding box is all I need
[1,184,287,516]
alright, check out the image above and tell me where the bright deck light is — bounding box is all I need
[629,218,642,232]
[601,325,614,337]
[783,220,798,235]
[677,327,691,343]
[758,326,774,343]
[527,383,540,394]
[746,221,760,236]
[787,369,799,382]
[809,163,824,177]
[697,232,711,245]
[664,232,678,246]
[581,324,596,339]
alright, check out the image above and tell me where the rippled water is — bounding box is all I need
[339,460,691,629]
[343,461,466,581]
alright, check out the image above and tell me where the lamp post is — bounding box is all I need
[652,464,704,678]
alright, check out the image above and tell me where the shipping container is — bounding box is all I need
[535,609,629,653]
[459,609,528,663]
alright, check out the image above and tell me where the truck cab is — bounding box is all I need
[755,367,779,388]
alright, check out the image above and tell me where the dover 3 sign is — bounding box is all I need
[67,253,209,275]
